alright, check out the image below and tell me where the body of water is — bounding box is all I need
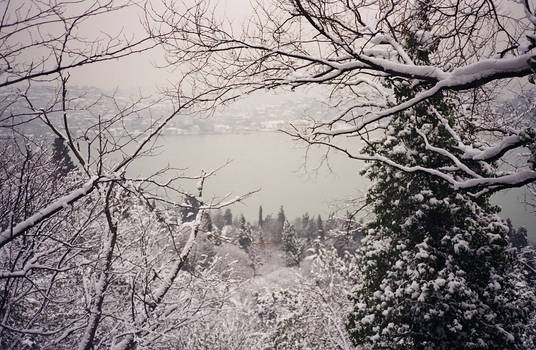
[127,132,535,243]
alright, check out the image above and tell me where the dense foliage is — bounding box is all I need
[347,4,536,348]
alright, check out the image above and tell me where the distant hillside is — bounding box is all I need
[1,85,338,137]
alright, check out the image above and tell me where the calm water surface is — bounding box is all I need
[127,132,535,243]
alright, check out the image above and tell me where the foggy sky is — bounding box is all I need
[68,0,255,94]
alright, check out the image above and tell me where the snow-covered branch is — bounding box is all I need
[0,175,100,249]
[0,0,158,89]
[293,132,536,194]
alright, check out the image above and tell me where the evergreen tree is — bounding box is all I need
[506,218,529,250]
[316,215,325,240]
[347,1,535,348]
[258,205,263,229]
[238,214,246,229]
[300,212,314,241]
[238,215,252,249]
[51,137,75,177]
[180,195,200,222]
[281,221,304,267]
[271,205,286,244]
[212,209,225,230]
[223,208,233,226]
[202,212,213,232]
[506,219,536,294]
[235,216,263,276]
[277,206,286,227]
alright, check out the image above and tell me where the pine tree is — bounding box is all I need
[51,137,75,177]
[347,1,535,348]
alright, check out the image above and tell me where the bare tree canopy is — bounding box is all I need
[0,0,161,88]
[0,1,254,347]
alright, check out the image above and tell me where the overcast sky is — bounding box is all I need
[68,0,255,94]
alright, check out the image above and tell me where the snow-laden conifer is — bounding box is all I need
[348,1,536,348]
